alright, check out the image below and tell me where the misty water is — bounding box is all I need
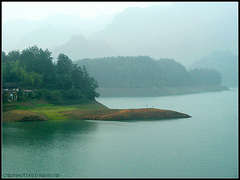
[2,88,238,178]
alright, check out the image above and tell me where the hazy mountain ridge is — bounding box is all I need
[191,51,238,87]
[91,3,238,66]
[2,14,114,53]
[52,34,117,60]
[76,55,223,87]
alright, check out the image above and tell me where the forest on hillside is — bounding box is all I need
[2,46,99,104]
[77,56,222,88]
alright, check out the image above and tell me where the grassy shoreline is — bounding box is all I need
[2,100,191,122]
[2,100,108,122]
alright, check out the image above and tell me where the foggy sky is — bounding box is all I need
[2,2,169,22]
[2,2,238,66]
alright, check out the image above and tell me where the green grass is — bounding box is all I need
[30,102,108,120]
[3,100,109,121]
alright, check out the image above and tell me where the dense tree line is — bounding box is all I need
[2,46,99,104]
[76,56,222,88]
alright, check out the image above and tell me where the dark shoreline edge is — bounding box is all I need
[96,85,228,97]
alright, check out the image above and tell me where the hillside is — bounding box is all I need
[76,56,227,97]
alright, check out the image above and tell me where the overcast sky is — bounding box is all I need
[2,2,172,22]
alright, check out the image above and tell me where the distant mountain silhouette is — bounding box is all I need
[2,14,113,52]
[191,50,238,87]
[52,34,117,60]
[91,3,237,66]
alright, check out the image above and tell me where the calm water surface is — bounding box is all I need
[2,88,238,178]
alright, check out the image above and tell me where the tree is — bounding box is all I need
[71,64,84,89]
[56,53,73,89]
[81,65,99,99]
[2,51,7,62]
[6,50,21,62]
[2,46,100,103]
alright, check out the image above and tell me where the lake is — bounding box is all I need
[2,88,238,178]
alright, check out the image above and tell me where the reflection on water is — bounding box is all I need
[3,120,97,148]
[2,120,99,178]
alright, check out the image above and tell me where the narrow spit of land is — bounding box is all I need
[2,100,191,122]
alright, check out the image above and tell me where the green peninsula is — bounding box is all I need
[3,100,191,122]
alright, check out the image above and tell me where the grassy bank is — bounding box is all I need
[2,100,191,122]
[2,100,108,122]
